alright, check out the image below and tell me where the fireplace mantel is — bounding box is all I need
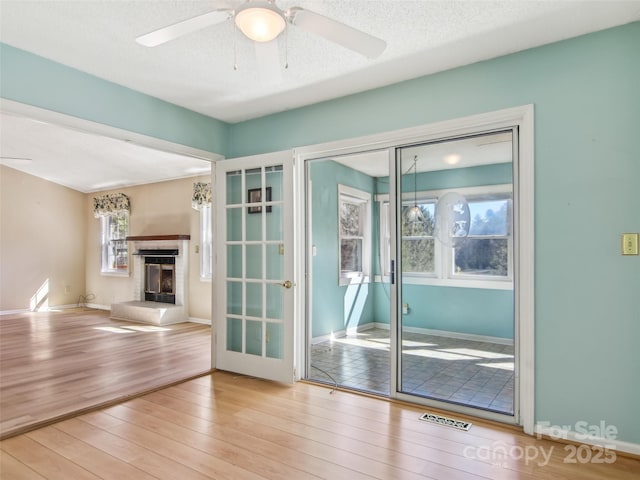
[126,235,190,241]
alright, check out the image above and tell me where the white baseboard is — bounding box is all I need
[400,324,514,346]
[0,303,101,316]
[310,322,377,344]
[86,303,110,311]
[534,424,640,456]
[51,303,80,310]
[0,308,30,316]
[188,317,212,325]
[311,322,513,346]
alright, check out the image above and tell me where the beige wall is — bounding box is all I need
[1,166,212,321]
[0,165,86,311]
[85,175,212,321]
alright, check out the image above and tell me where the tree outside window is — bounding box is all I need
[338,185,371,285]
[453,199,510,277]
[401,202,435,273]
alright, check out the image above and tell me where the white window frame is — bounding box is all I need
[379,199,391,279]
[100,211,129,276]
[379,184,513,290]
[338,184,371,286]
[200,203,213,280]
[402,196,438,277]
[449,192,513,282]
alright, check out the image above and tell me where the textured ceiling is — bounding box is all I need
[1,1,638,123]
[1,1,638,192]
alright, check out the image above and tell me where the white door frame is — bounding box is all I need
[294,105,535,434]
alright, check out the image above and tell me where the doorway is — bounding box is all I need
[300,106,534,428]
[305,151,392,395]
[395,130,516,417]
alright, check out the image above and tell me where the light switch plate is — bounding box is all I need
[622,233,639,255]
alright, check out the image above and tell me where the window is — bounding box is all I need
[200,203,213,279]
[100,211,129,274]
[453,197,511,278]
[380,185,512,287]
[401,200,436,274]
[338,185,371,285]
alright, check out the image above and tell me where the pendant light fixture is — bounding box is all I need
[407,155,425,224]
[234,0,286,43]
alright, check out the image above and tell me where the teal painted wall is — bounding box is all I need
[233,23,640,444]
[309,160,377,337]
[399,285,513,338]
[0,43,229,154]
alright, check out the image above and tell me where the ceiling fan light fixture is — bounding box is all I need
[235,1,286,43]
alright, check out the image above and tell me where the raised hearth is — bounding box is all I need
[111,301,186,326]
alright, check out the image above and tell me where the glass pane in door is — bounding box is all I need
[306,152,391,395]
[224,166,286,361]
[397,131,516,416]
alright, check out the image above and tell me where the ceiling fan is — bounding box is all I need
[136,0,386,59]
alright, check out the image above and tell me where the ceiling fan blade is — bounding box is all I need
[136,10,231,47]
[287,7,386,59]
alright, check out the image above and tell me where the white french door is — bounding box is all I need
[215,151,295,383]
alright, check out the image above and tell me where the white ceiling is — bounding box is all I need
[0,110,213,193]
[332,131,512,177]
[0,0,638,192]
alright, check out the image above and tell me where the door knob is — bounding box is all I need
[281,280,293,289]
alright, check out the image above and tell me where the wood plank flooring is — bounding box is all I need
[0,308,211,439]
[1,371,638,479]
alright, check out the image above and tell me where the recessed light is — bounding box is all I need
[444,154,461,165]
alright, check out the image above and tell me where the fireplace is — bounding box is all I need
[110,235,190,325]
[144,256,176,304]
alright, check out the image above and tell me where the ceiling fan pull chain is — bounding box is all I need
[233,20,238,71]
[284,23,289,69]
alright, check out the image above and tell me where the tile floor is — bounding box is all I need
[309,328,514,414]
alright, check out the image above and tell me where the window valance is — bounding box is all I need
[192,182,212,210]
[93,193,131,218]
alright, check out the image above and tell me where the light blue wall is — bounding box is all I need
[232,23,640,444]
[399,285,513,338]
[0,43,229,154]
[309,160,377,337]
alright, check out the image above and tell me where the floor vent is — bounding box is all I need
[419,412,472,431]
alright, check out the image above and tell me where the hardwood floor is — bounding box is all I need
[1,371,638,479]
[0,308,211,439]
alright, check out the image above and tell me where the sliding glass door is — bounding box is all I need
[395,130,517,419]
[303,123,524,425]
[305,151,392,395]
